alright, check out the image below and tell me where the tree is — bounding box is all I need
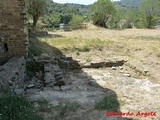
[124,9,138,28]
[139,0,160,29]
[90,0,117,27]
[69,15,84,25]
[25,0,46,28]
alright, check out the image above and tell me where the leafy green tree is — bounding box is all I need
[60,14,72,24]
[25,0,46,28]
[90,0,117,27]
[139,0,160,28]
[124,9,138,28]
[42,13,60,28]
[105,7,124,29]
[69,15,84,25]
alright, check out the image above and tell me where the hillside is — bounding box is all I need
[65,0,144,16]
[66,3,91,16]
[120,0,143,7]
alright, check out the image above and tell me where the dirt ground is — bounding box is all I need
[29,27,160,120]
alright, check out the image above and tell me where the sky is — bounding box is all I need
[52,0,120,5]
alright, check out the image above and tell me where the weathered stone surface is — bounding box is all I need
[14,88,24,95]
[27,84,35,89]
[123,73,131,77]
[44,73,54,84]
[0,57,25,93]
[55,75,63,81]
[112,66,117,70]
[56,56,80,69]
[79,57,127,68]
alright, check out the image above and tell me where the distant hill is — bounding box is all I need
[113,0,144,13]
[119,0,143,8]
[65,3,91,16]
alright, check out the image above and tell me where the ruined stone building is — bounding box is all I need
[0,0,28,93]
[0,0,28,64]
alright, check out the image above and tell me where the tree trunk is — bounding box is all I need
[32,15,38,29]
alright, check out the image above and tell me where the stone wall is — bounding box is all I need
[0,0,28,64]
[0,57,25,94]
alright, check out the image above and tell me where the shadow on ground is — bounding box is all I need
[28,34,133,120]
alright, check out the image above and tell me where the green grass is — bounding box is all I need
[28,38,43,56]
[28,35,114,57]
[122,36,160,41]
[39,37,114,52]
[0,96,44,120]
[95,95,125,112]
[29,37,63,56]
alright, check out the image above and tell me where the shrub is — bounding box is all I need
[95,95,125,112]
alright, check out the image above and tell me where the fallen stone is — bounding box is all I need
[123,73,131,77]
[27,84,35,89]
[119,66,123,70]
[14,89,24,95]
[112,66,117,70]
[119,70,124,73]
[88,79,99,86]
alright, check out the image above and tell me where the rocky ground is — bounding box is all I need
[26,55,160,120]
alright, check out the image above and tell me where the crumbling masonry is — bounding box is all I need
[0,0,28,94]
[0,0,28,64]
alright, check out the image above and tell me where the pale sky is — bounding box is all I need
[52,0,120,5]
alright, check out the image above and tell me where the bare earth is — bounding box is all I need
[29,27,160,120]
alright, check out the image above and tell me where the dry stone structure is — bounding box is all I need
[0,57,26,95]
[0,0,28,94]
[0,0,28,64]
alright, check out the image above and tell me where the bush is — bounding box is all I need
[69,15,84,25]
[95,95,125,112]
[0,96,44,120]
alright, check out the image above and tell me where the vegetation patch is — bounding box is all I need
[28,38,43,56]
[95,95,125,112]
[29,37,63,56]
[0,95,44,120]
[39,37,114,53]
